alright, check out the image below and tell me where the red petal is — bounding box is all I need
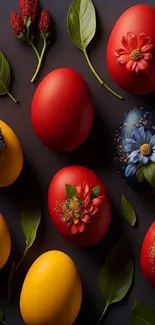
[135,65,139,73]
[126,59,134,71]
[68,223,78,235]
[93,196,105,207]
[89,206,98,215]
[142,37,152,46]
[76,183,82,195]
[84,183,89,194]
[78,222,85,233]
[138,59,149,70]
[114,49,128,57]
[141,44,154,53]
[138,33,146,47]
[131,61,137,71]
[143,53,152,60]
[81,215,91,223]
[127,32,137,50]
[121,36,130,52]
[116,54,130,64]
[84,193,90,208]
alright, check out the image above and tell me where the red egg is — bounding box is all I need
[48,165,111,247]
[31,68,94,152]
[107,4,155,94]
[140,221,155,285]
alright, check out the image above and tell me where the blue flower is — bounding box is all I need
[124,126,155,177]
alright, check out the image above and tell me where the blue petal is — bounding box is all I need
[152,145,155,150]
[139,155,148,164]
[145,130,152,143]
[128,149,140,164]
[125,164,137,177]
[132,126,143,144]
[138,126,146,143]
[149,135,155,147]
[125,137,138,146]
[150,152,155,162]
[124,145,135,153]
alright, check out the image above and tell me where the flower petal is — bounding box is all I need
[93,196,105,207]
[114,49,128,57]
[128,154,140,164]
[126,59,134,71]
[138,33,146,48]
[125,164,137,177]
[89,206,98,215]
[132,126,142,143]
[138,126,146,142]
[84,193,91,208]
[135,65,139,73]
[76,183,82,195]
[128,149,140,159]
[141,44,154,53]
[121,36,130,52]
[83,183,89,195]
[125,137,138,146]
[145,130,152,143]
[137,59,149,71]
[150,135,155,147]
[131,61,137,71]
[78,222,85,233]
[143,53,152,60]
[150,152,155,162]
[127,32,137,50]
[139,155,148,164]
[124,144,136,153]
[81,215,91,223]
[116,54,130,64]
[68,223,78,235]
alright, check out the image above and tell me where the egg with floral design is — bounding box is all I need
[48,165,111,247]
[114,107,155,187]
[107,4,155,94]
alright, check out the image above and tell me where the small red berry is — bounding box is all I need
[38,9,51,36]
[10,12,24,36]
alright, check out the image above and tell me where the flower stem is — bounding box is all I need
[29,40,40,61]
[96,302,109,325]
[83,49,123,100]
[31,35,47,83]
[1,320,7,325]
[7,247,28,301]
[7,91,18,103]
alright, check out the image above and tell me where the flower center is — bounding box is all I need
[140,143,152,156]
[57,197,83,224]
[130,49,142,61]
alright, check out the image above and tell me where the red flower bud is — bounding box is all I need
[10,12,24,36]
[20,0,38,23]
[38,9,51,36]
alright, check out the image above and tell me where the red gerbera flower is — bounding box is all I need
[115,32,154,73]
[55,182,105,235]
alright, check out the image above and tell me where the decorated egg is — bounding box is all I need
[140,221,155,285]
[48,165,111,247]
[114,107,155,187]
[31,68,94,152]
[107,4,155,94]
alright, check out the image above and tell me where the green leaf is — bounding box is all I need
[99,239,134,307]
[136,166,145,183]
[131,299,155,325]
[0,51,17,103]
[143,162,155,188]
[0,308,3,320]
[90,185,100,199]
[65,184,76,199]
[21,192,41,250]
[67,0,96,51]
[121,194,136,226]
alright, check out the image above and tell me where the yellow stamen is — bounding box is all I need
[74,218,79,224]
[130,49,142,61]
[140,143,151,156]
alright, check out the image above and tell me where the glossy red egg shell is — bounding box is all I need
[107,4,155,94]
[48,166,111,247]
[31,68,94,152]
[140,221,155,285]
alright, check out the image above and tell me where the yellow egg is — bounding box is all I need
[20,251,82,325]
[0,214,11,269]
[0,120,23,187]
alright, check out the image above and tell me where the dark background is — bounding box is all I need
[1,0,155,324]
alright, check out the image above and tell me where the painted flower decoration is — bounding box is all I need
[115,32,154,73]
[55,182,106,235]
[0,128,5,151]
[124,126,155,177]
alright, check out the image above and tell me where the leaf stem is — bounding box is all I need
[7,92,18,103]
[7,247,28,301]
[1,320,7,325]
[83,49,123,100]
[31,35,47,83]
[96,302,109,325]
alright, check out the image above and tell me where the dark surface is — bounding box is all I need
[1,0,155,324]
